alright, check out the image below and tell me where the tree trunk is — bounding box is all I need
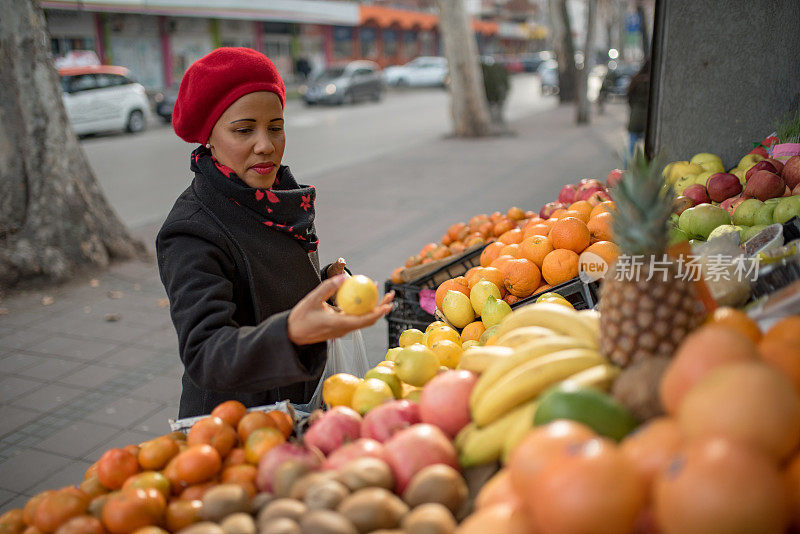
[0,0,144,287]
[436,0,492,137]
[576,0,597,124]
[549,0,578,103]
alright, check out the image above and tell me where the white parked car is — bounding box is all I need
[59,65,151,135]
[383,56,449,87]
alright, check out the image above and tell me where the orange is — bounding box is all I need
[499,243,520,258]
[707,306,762,344]
[434,277,470,310]
[461,321,486,344]
[620,417,683,495]
[587,211,615,243]
[519,235,554,268]
[490,254,517,272]
[541,249,579,286]
[475,469,523,511]
[480,241,506,267]
[568,200,594,220]
[470,266,506,296]
[659,325,758,415]
[532,283,552,296]
[322,373,363,408]
[550,208,568,219]
[426,325,461,347]
[498,228,523,245]
[562,209,589,223]
[590,200,616,219]
[504,294,521,305]
[581,240,620,268]
[523,223,550,239]
[762,316,800,346]
[447,223,467,242]
[457,502,534,534]
[493,218,516,237]
[543,218,559,231]
[502,258,541,298]
[550,217,591,253]
[463,266,483,288]
[507,206,526,220]
[785,451,800,529]
[758,338,800,394]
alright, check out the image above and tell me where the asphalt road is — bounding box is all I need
[80,74,556,229]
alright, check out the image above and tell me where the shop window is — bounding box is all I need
[404,30,416,55]
[420,31,434,56]
[333,26,353,59]
[361,27,378,59]
[384,29,398,57]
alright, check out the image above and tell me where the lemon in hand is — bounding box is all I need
[336,274,379,315]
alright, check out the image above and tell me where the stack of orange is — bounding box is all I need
[391,206,537,284]
[2,401,294,533]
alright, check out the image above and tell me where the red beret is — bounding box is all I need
[172,47,286,144]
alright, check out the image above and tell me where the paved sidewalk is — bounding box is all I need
[0,102,627,512]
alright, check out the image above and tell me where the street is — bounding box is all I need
[81,74,555,229]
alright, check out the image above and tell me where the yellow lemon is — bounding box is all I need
[431,339,463,368]
[480,295,511,329]
[442,290,475,328]
[385,346,403,362]
[364,366,403,398]
[404,387,423,403]
[336,274,379,315]
[462,339,479,351]
[398,328,425,348]
[425,321,448,334]
[470,280,502,316]
[394,343,440,387]
[426,325,461,348]
[377,360,396,370]
[539,296,574,309]
[535,292,568,303]
[351,378,394,415]
[322,373,363,407]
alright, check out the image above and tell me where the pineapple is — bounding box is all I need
[600,148,704,368]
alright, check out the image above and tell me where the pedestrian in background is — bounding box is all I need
[157,48,393,418]
[626,58,651,158]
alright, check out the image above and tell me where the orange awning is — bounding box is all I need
[358,5,497,35]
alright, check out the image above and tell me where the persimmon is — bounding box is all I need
[77,476,108,500]
[244,427,285,464]
[97,448,140,490]
[122,472,171,500]
[0,509,24,533]
[210,400,248,428]
[222,447,247,468]
[101,488,165,534]
[137,436,179,471]
[53,515,105,534]
[236,411,273,443]
[165,500,202,532]
[187,416,238,457]
[177,481,217,502]
[32,490,89,533]
[164,444,222,488]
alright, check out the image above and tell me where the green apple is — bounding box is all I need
[773,196,800,224]
[732,198,764,226]
[364,366,403,398]
[669,225,690,246]
[694,171,714,186]
[707,224,743,243]
[689,204,732,240]
[674,174,700,194]
[742,224,768,242]
[678,207,697,237]
[668,162,704,185]
[699,160,725,174]
[738,154,765,169]
[690,152,722,167]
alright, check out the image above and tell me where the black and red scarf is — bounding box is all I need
[191,146,319,252]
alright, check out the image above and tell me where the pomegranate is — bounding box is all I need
[303,406,362,456]
[255,442,323,492]
[361,400,421,443]
[383,424,459,493]
[321,438,384,470]
[419,370,477,438]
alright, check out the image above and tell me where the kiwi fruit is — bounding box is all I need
[401,503,457,534]
[337,487,409,533]
[258,498,308,525]
[289,471,339,500]
[304,479,350,510]
[273,461,314,498]
[175,522,225,534]
[299,509,358,534]
[402,465,468,515]
[257,517,302,534]
[219,512,256,534]
[337,457,394,491]
[201,484,251,522]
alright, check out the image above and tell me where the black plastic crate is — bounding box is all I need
[384,245,488,347]
[511,277,601,311]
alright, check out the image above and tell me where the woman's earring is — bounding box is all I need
[205,143,211,149]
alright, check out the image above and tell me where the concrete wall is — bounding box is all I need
[647,0,800,169]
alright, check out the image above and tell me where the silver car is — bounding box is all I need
[300,61,383,106]
[59,65,151,135]
[383,56,449,87]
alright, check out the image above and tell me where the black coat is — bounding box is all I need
[157,166,328,418]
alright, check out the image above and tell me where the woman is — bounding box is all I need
[626,59,651,158]
[157,48,393,418]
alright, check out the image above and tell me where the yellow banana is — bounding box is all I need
[472,348,604,426]
[454,422,477,451]
[470,336,595,413]
[504,400,539,465]
[577,309,601,338]
[457,346,514,373]
[495,325,559,349]
[496,302,600,348]
[459,400,538,468]
[561,363,621,393]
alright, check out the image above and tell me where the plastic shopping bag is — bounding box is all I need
[292,329,371,415]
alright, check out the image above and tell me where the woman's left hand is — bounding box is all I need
[287,275,395,346]
[326,257,347,279]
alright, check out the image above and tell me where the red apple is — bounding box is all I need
[606,169,625,188]
[783,155,800,190]
[749,145,769,158]
[673,195,694,215]
[578,178,604,189]
[720,195,745,216]
[577,186,605,201]
[361,400,421,443]
[744,170,785,201]
[419,370,477,438]
[683,184,711,206]
[706,173,743,202]
[303,406,362,456]
[321,438,384,471]
[745,160,780,181]
[539,201,565,219]
[557,184,579,204]
[383,424,459,493]
[256,442,324,492]
[586,190,612,206]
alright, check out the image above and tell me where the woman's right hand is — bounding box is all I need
[287,275,394,346]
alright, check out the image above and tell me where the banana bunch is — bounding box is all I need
[455,302,619,466]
